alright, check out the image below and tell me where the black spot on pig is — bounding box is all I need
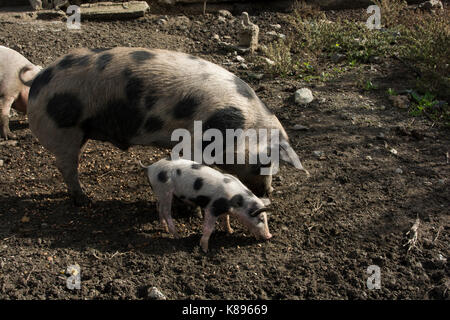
[201,73,210,81]
[223,177,232,183]
[204,107,245,134]
[230,194,244,208]
[176,169,182,176]
[58,54,90,69]
[144,116,164,132]
[188,55,199,60]
[126,76,144,105]
[130,50,155,64]
[81,98,144,150]
[46,93,83,128]
[144,94,158,111]
[191,163,203,170]
[193,178,203,191]
[90,48,111,54]
[173,94,201,119]
[211,198,230,217]
[29,67,54,100]
[158,171,168,183]
[247,201,259,216]
[96,53,113,71]
[233,76,255,100]
[190,195,211,208]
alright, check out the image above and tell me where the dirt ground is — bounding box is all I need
[0,6,448,300]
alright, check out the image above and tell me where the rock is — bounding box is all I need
[78,1,150,21]
[235,55,245,63]
[395,168,403,174]
[217,16,227,24]
[295,88,314,104]
[291,124,309,131]
[248,73,264,80]
[389,95,409,109]
[365,155,372,161]
[313,150,325,158]
[29,0,42,10]
[331,53,346,63]
[239,63,248,70]
[270,23,282,29]
[390,148,398,155]
[238,12,259,54]
[212,34,220,41]
[0,140,18,147]
[156,18,168,25]
[418,0,443,11]
[148,287,167,300]
[36,9,66,20]
[0,159,3,167]
[262,57,275,66]
[217,9,233,19]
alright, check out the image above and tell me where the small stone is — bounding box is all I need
[270,24,282,29]
[248,73,264,80]
[235,55,245,63]
[395,168,403,174]
[218,9,233,19]
[377,132,385,139]
[0,140,18,146]
[0,159,3,166]
[313,150,325,158]
[262,57,275,66]
[295,88,314,104]
[389,95,409,109]
[390,148,398,155]
[239,63,248,70]
[212,34,220,41]
[291,124,309,131]
[365,155,373,161]
[148,287,166,300]
[217,16,227,24]
[331,53,346,63]
[418,0,443,11]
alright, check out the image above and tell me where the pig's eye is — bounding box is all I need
[258,216,264,223]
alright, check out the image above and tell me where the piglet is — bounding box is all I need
[0,46,42,139]
[140,158,272,253]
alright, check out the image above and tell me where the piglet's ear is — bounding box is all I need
[260,198,271,206]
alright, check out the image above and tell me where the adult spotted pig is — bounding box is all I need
[27,47,308,205]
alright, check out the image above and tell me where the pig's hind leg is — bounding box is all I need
[0,96,16,140]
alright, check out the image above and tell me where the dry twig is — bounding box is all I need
[404,217,421,253]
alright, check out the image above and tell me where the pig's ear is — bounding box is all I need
[278,140,310,176]
[260,198,271,206]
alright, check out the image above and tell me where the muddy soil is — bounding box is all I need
[0,7,448,300]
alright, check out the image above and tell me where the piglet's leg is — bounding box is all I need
[220,214,233,234]
[0,96,16,140]
[200,209,218,253]
[158,190,180,238]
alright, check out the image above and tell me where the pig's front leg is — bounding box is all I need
[0,96,16,140]
[158,190,180,238]
[200,209,219,253]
